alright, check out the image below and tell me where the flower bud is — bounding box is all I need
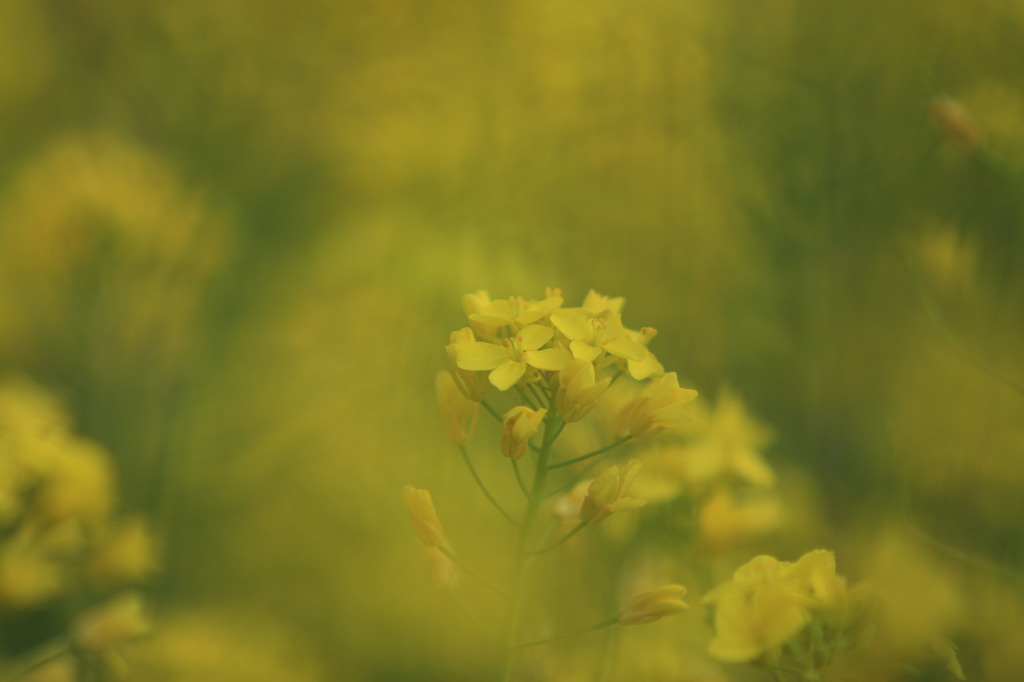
[500,406,546,460]
[619,584,689,625]
[617,372,697,441]
[580,459,645,525]
[402,486,446,548]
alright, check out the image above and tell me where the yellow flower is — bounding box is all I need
[456,324,570,391]
[683,389,775,491]
[581,289,624,316]
[617,372,698,440]
[556,359,611,422]
[402,486,446,549]
[500,406,546,460]
[618,584,689,625]
[549,309,647,366]
[580,460,646,525]
[435,370,479,445]
[467,292,563,328]
[703,550,850,663]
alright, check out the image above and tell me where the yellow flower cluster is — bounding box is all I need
[440,288,696,429]
[704,550,850,665]
[0,377,157,658]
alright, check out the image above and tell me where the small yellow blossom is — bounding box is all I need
[500,406,546,460]
[456,324,571,391]
[402,486,446,549]
[581,289,624,316]
[617,372,698,440]
[556,359,611,422]
[73,592,151,653]
[435,370,479,445]
[618,584,689,625]
[580,460,646,525]
[468,292,564,328]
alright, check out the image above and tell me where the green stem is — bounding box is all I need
[459,445,518,527]
[515,386,538,410]
[11,641,71,680]
[514,617,619,648]
[527,522,586,555]
[481,400,504,423]
[549,436,631,469]
[438,546,507,597]
[512,458,530,497]
[500,394,563,682]
[544,438,633,500]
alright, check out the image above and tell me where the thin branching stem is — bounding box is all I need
[527,522,586,555]
[511,459,530,498]
[514,617,620,648]
[549,436,631,469]
[459,445,518,527]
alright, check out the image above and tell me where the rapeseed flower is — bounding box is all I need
[580,460,646,525]
[456,324,571,391]
[617,372,698,440]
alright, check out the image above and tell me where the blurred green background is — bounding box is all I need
[0,0,1022,679]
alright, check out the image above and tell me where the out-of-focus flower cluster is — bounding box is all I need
[703,548,965,681]
[0,376,157,676]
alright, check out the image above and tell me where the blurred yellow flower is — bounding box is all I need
[618,584,689,625]
[580,459,646,525]
[684,390,775,491]
[617,372,698,440]
[435,370,479,445]
[501,406,546,460]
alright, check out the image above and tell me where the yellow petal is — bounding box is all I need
[550,311,592,341]
[456,342,509,371]
[516,324,554,350]
[524,348,570,372]
[489,360,526,391]
[569,340,603,363]
[602,337,647,362]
